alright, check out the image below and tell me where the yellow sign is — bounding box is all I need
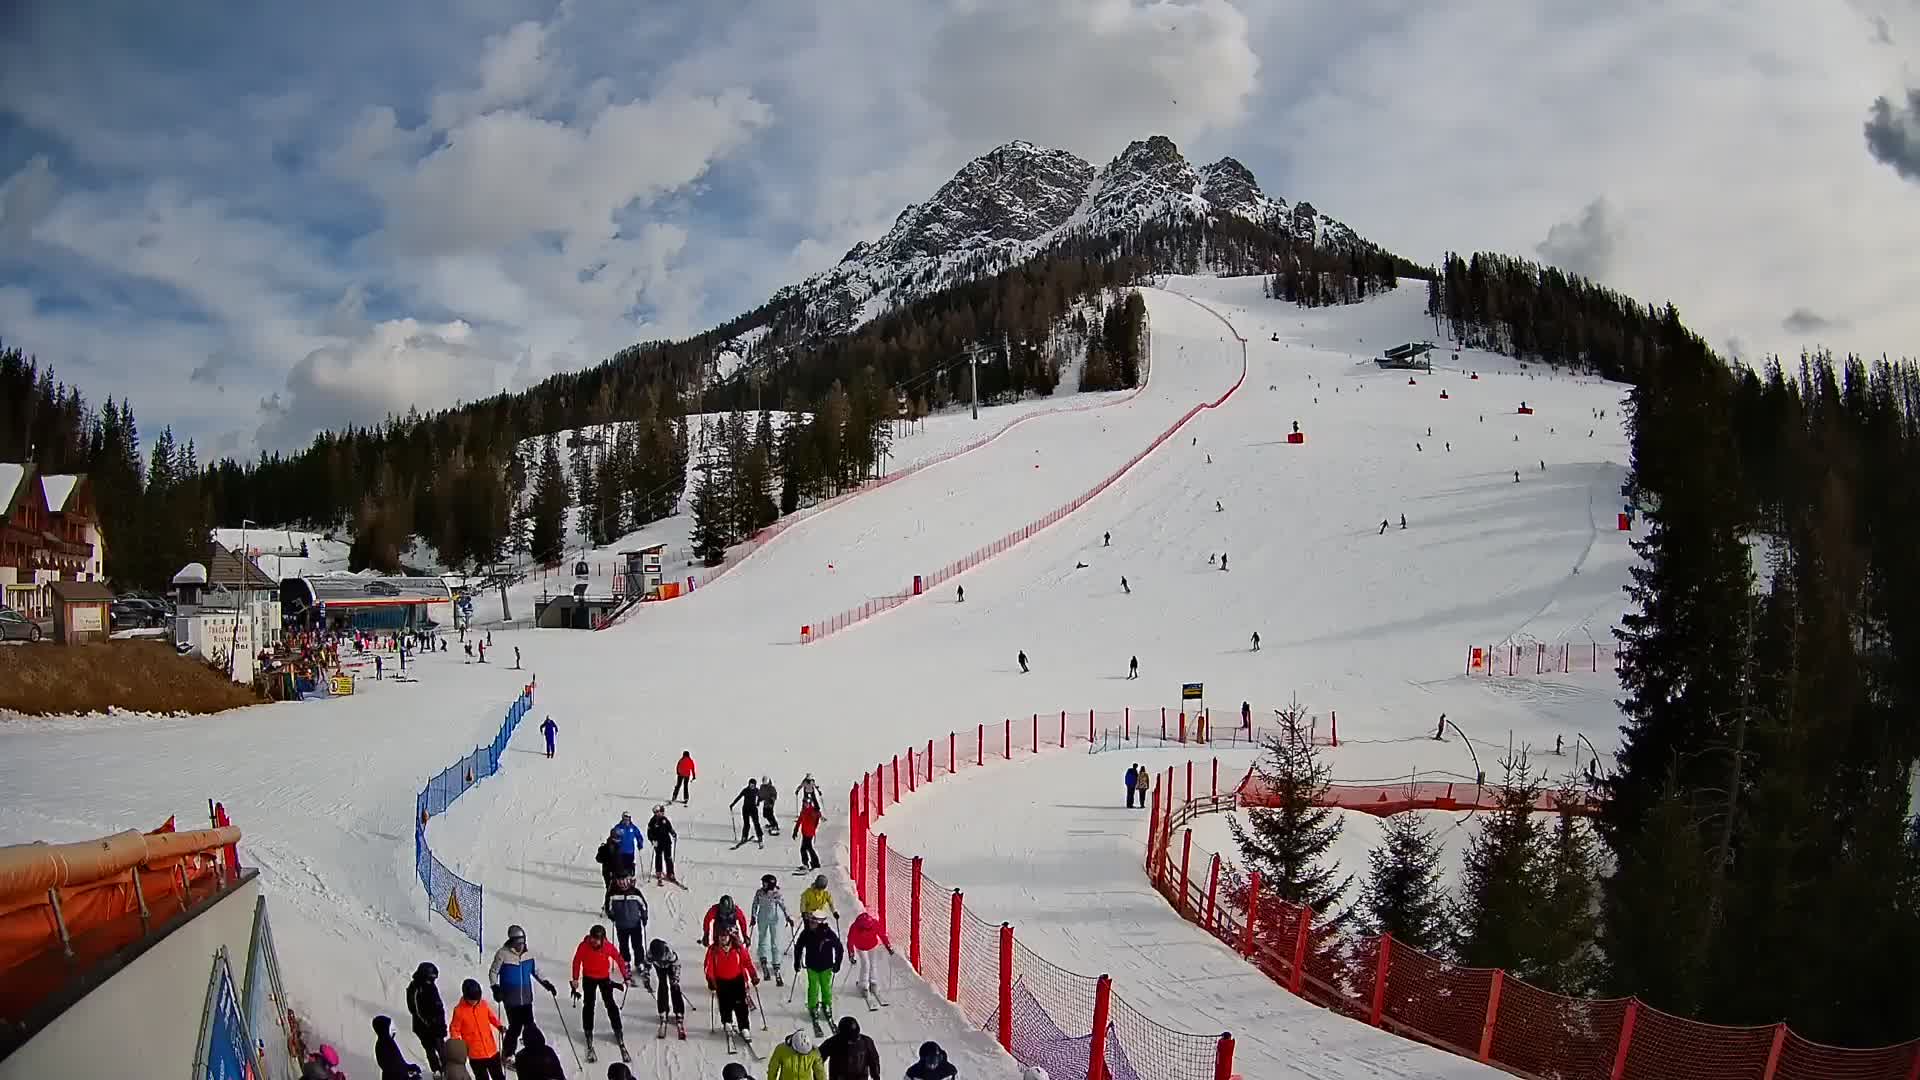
[1181,682,1204,700]
[330,674,355,696]
[445,891,464,923]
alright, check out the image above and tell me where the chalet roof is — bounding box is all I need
[40,474,81,512]
[0,464,24,514]
[207,542,279,590]
[48,579,115,602]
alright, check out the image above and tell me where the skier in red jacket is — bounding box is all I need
[569,925,632,1062]
[702,894,749,946]
[703,927,760,1046]
[672,751,696,804]
[794,802,823,872]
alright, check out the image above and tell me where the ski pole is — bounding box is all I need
[547,985,584,1074]
[751,980,770,1030]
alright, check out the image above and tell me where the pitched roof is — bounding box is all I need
[0,463,28,515]
[207,542,279,590]
[39,474,80,512]
[48,579,115,602]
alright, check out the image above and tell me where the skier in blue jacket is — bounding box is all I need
[612,811,644,859]
[540,716,557,758]
[1124,765,1139,808]
[487,924,557,1064]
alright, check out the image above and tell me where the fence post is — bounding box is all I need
[877,834,889,935]
[1032,713,1039,752]
[908,747,917,792]
[892,755,900,803]
[927,739,935,782]
[978,724,984,767]
[1478,970,1504,1063]
[1212,757,1219,798]
[1124,707,1130,740]
[909,856,924,974]
[1905,1044,1920,1080]
[1178,830,1193,915]
[1161,708,1166,742]
[1186,760,1193,806]
[1088,708,1094,743]
[1289,906,1312,993]
[1214,1034,1235,1080]
[1369,933,1392,1027]
[1146,785,1162,877]
[1004,719,1011,760]
[1179,711,1187,744]
[947,890,963,1003]
[850,786,864,903]
[1331,710,1338,747]
[949,732,956,774]
[1241,871,1262,957]
[1087,975,1112,1080]
[1204,854,1221,930]
[997,924,1014,1052]
[1609,1000,1639,1080]
[1759,1024,1787,1080]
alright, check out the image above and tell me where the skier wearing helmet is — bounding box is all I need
[799,875,838,923]
[405,961,447,1073]
[905,1042,956,1080]
[752,874,796,986]
[646,805,677,884]
[767,1028,827,1080]
[703,894,750,946]
[818,1015,880,1080]
[447,979,506,1079]
[758,775,779,830]
[487,924,557,1065]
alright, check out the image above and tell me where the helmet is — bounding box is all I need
[648,939,675,964]
[507,924,527,944]
[761,874,777,887]
[589,924,607,940]
[653,805,666,814]
[787,1029,814,1055]
[723,1065,751,1080]
[835,1016,859,1037]
[1022,1069,1050,1080]
[462,978,483,1001]
[414,962,438,980]
[813,875,828,890]
[762,776,771,784]
[718,894,735,909]
[918,1042,945,1064]
[621,811,633,820]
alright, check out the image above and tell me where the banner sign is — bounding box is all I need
[1181,682,1204,701]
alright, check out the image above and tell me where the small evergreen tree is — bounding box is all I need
[1535,798,1601,994]
[1359,812,1451,952]
[529,434,570,565]
[688,459,730,567]
[1228,703,1352,922]
[1453,759,1549,974]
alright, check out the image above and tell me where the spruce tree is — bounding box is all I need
[529,434,570,565]
[1228,703,1352,922]
[1535,801,1600,994]
[1358,812,1450,952]
[1453,760,1549,974]
[687,459,730,567]
[570,433,600,546]
[1600,781,1715,1014]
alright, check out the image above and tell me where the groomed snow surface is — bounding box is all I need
[0,276,1635,1080]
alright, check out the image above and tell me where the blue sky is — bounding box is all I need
[3,0,1917,456]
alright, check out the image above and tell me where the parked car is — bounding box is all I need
[111,597,168,629]
[0,607,43,642]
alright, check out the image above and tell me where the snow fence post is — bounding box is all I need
[1289,907,1312,994]
[909,856,924,974]
[907,747,916,792]
[1332,711,1338,747]
[1178,830,1193,916]
[977,724,984,767]
[1087,975,1112,1080]
[877,834,889,933]
[1241,871,1262,957]
[926,739,934,782]
[1179,711,1187,744]
[1759,1024,1787,1080]
[1161,708,1166,742]
[1059,710,1066,748]
[1212,757,1219,798]
[1004,719,1011,760]
[1369,933,1393,1027]
[1146,785,1161,877]
[1088,708,1094,743]
[876,764,886,818]
[1204,854,1221,931]
[892,755,900,803]
[851,786,866,905]
[1904,1044,1920,1080]
[997,923,1015,1053]
[1477,969,1504,1063]
[949,732,956,774]
[1609,1000,1640,1080]
[1124,707,1130,740]
[1032,713,1038,753]
[1213,1034,1235,1080]
[947,890,963,1003]
[1186,760,1194,806]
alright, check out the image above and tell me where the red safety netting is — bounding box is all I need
[1150,768,1920,1080]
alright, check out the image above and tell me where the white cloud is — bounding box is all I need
[0,156,58,244]
[1536,198,1624,280]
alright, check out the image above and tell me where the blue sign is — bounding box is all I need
[198,948,256,1080]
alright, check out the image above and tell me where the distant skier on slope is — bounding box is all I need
[795,800,823,872]
[1124,764,1140,808]
[1103,532,1110,546]
[646,805,678,884]
[1400,515,1407,530]
[672,751,696,805]
[1120,576,1130,594]
[540,716,557,758]
[956,585,964,604]
[1379,519,1389,535]
[1250,632,1260,652]
[1017,651,1029,674]
[1128,656,1138,680]
[758,776,779,831]
[1219,552,1228,571]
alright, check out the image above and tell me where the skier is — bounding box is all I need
[956,585,964,604]
[704,894,750,946]
[731,779,766,847]
[1435,713,1447,740]
[905,1042,956,1080]
[845,909,893,1005]
[1103,532,1110,546]
[753,873,796,986]
[372,1015,420,1080]
[376,654,384,680]
[611,813,644,884]
[794,913,844,1034]
[1120,576,1130,594]
[796,773,822,812]
[647,805,678,883]
[1241,701,1252,728]
[799,875,839,924]
[767,1030,825,1080]
[647,939,689,1040]
[1250,631,1260,652]
[510,1028,565,1080]
[514,646,521,670]
[571,923,632,1063]
[1215,500,1223,512]
[405,962,447,1075]
[819,1016,880,1080]
[1133,766,1150,806]
[1219,552,1228,571]
[759,775,780,831]
[1208,553,1215,566]
[1400,514,1407,530]
[540,715,558,758]
[605,875,651,980]
[672,751,697,804]
[1127,655,1138,680]
[1379,519,1389,536]
[704,927,761,1047]
[1124,764,1139,808]
[1514,471,1520,483]
[795,799,823,871]
[448,979,507,1080]
[487,924,557,1066]
[1017,651,1029,674]
[442,1038,474,1080]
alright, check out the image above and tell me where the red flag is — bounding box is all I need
[150,815,177,834]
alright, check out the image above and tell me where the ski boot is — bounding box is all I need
[584,1043,597,1064]
[617,1036,631,1062]
[676,1016,687,1040]
[773,968,784,988]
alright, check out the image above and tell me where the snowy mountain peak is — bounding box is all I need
[847,141,1096,264]
[1197,157,1273,222]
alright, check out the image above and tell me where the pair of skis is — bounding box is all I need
[657,1015,688,1040]
[581,1034,631,1065]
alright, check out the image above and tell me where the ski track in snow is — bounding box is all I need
[0,276,1635,1080]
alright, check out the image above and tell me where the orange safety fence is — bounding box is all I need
[1147,769,1920,1080]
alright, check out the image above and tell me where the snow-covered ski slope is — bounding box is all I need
[0,276,1635,1080]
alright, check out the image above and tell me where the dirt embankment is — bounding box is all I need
[0,640,266,716]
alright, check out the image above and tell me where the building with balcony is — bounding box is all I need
[0,464,105,619]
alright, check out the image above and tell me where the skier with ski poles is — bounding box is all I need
[672,751,696,804]
[752,874,796,987]
[704,926,761,1051]
[767,1029,826,1080]
[793,912,844,1036]
[845,910,893,1008]
[799,875,839,925]
[570,924,632,1064]
[646,939,689,1040]
[486,924,558,1067]
[758,776,780,831]
[730,779,766,848]
[703,894,750,946]
[796,773,822,812]
[794,800,823,872]
[596,828,629,896]
[404,962,447,1074]
[604,875,651,985]
[646,805,678,885]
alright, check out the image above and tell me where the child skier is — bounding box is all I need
[646,805,677,884]
[647,939,688,1040]
[845,910,893,1006]
[793,914,844,1036]
[752,874,796,986]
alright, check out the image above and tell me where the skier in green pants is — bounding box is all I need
[792,913,844,1036]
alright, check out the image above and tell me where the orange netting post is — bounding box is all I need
[927,739,935,782]
[997,923,1015,1052]
[1370,934,1393,1027]
[1241,871,1262,957]
[1214,1034,1235,1080]
[907,747,917,792]
[909,856,924,973]
[850,785,865,904]
[877,834,889,931]
[1178,830,1193,915]
[1179,711,1188,744]
[1204,854,1221,930]
[949,732,956,774]
[1477,969,1504,1063]
[1290,906,1312,993]
[1610,1000,1640,1080]
[1087,974,1112,1080]
[892,755,900,803]
[946,890,962,1003]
